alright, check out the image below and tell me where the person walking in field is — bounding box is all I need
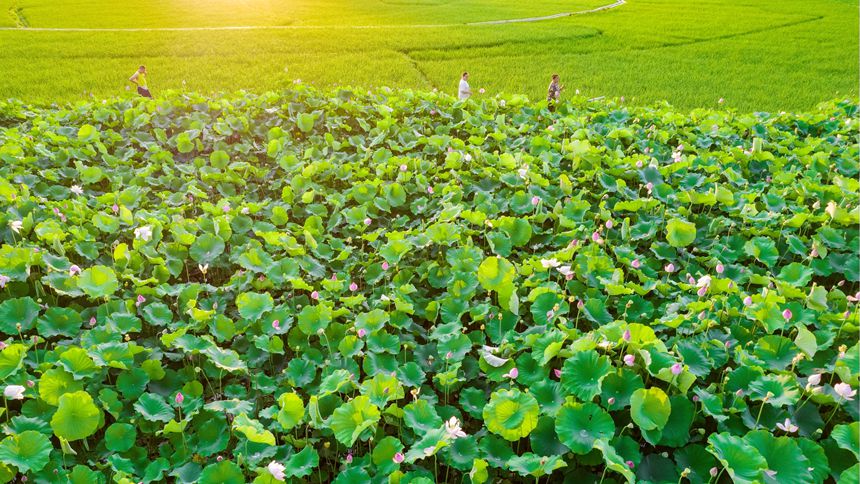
[547,74,563,110]
[458,72,472,100]
[128,65,152,98]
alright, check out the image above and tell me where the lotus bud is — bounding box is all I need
[743,296,753,306]
[671,363,683,375]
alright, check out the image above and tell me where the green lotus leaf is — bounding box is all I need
[666,217,697,247]
[745,430,812,484]
[276,392,305,431]
[58,347,101,380]
[297,303,333,335]
[777,262,814,287]
[708,432,767,484]
[0,296,40,333]
[36,307,83,338]
[404,399,443,434]
[630,387,671,431]
[235,291,274,321]
[284,446,319,478]
[0,343,27,381]
[76,265,119,298]
[133,393,175,423]
[39,368,83,406]
[199,460,244,484]
[555,402,615,454]
[483,389,539,441]
[104,423,136,452]
[593,438,636,483]
[330,395,380,447]
[189,234,225,264]
[0,431,53,474]
[832,423,860,460]
[561,349,612,401]
[296,112,317,133]
[232,413,275,445]
[506,452,566,477]
[796,438,830,484]
[51,391,101,441]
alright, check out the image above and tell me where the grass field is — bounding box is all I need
[0,0,857,110]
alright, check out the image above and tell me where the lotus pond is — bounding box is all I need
[0,89,857,483]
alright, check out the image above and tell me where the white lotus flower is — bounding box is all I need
[267,461,286,481]
[696,275,712,288]
[70,185,83,195]
[3,385,25,400]
[825,201,837,218]
[517,167,529,179]
[540,258,560,269]
[444,416,467,440]
[557,266,573,277]
[134,225,152,241]
[9,220,22,234]
[775,418,798,433]
[834,382,856,401]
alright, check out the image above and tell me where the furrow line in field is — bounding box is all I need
[0,0,625,31]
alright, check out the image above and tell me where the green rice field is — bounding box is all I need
[0,0,857,110]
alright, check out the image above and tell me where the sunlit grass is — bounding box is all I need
[0,0,856,110]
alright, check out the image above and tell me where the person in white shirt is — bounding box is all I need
[458,72,472,100]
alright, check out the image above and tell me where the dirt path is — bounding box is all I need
[0,0,625,31]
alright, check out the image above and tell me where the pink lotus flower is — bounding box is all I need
[577,300,584,309]
[430,110,437,115]
[349,282,358,291]
[175,392,184,405]
[553,369,562,378]
[623,329,631,342]
[0,342,6,350]
[400,164,408,172]
[547,125,555,132]
[445,351,453,359]
[222,204,230,213]
[504,367,519,379]
[607,397,615,405]
[592,231,601,242]
[710,467,719,477]
[479,88,485,94]
[267,461,286,481]
[671,363,683,375]
[605,220,613,229]
[775,418,798,433]
[623,354,635,366]
[0,275,8,288]
[89,317,97,326]
[834,382,856,401]
[636,160,643,168]
[310,291,319,300]
[363,218,372,226]
[69,265,81,276]
[136,295,145,307]
[716,263,725,274]
[357,328,367,338]
[272,320,280,330]
[345,453,353,464]
[626,460,634,469]
[531,196,540,206]
[444,416,467,439]
[697,285,709,297]
[393,452,405,464]
[331,274,337,281]
[645,182,653,192]
[782,309,792,320]
[112,203,119,213]
[631,259,640,269]
[546,310,554,319]
[665,263,675,273]
[427,186,434,194]
[743,296,753,306]
[26,380,34,388]
[382,262,389,270]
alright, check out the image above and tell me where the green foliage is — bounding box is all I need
[0,89,856,482]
